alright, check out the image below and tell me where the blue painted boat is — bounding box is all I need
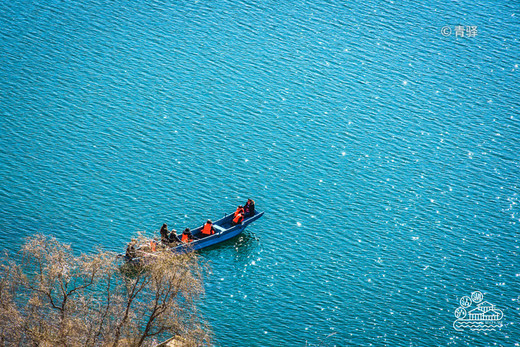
[171,210,264,254]
[121,209,264,262]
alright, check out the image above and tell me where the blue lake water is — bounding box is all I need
[1,0,519,345]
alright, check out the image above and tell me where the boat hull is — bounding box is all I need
[171,210,264,254]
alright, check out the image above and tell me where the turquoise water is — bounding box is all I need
[1,0,519,345]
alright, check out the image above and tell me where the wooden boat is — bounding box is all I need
[171,209,264,254]
[122,209,264,262]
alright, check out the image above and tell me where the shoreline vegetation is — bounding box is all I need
[0,234,211,346]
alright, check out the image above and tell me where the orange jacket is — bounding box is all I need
[233,214,244,224]
[234,207,244,217]
[201,222,215,235]
[181,233,192,243]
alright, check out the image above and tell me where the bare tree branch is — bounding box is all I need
[0,234,211,346]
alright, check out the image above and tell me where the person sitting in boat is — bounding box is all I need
[244,199,255,218]
[150,240,157,252]
[125,241,137,259]
[181,228,193,243]
[169,229,180,243]
[160,223,169,243]
[200,220,215,237]
[234,205,244,218]
[231,212,244,226]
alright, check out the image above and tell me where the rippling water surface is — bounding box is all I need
[1,0,519,345]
